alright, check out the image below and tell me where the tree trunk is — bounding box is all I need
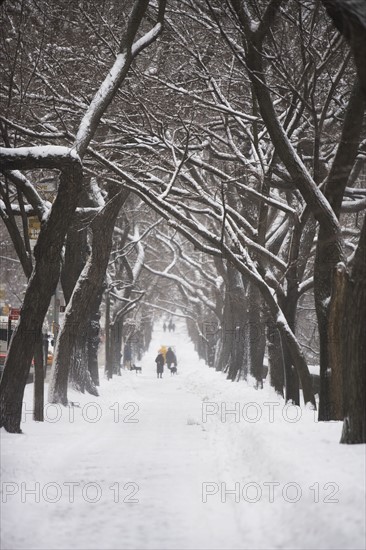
[247,282,265,387]
[69,331,94,395]
[61,225,88,304]
[0,154,83,432]
[105,290,112,379]
[217,265,248,380]
[33,336,45,422]
[48,187,128,405]
[0,186,46,423]
[327,263,348,419]
[315,81,364,420]
[220,285,234,375]
[87,288,104,386]
[214,330,224,372]
[110,320,123,375]
[321,0,366,99]
[88,319,101,386]
[243,28,363,415]
[278,213,316,405]
[266,316,284,396]
[142,315,153,353]
[341,217,366,443]
[279,293,300,405]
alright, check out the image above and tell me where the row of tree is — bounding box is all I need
[0,0,365,443]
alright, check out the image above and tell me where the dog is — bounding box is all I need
[169,365,177,375]
[130,364,142,373]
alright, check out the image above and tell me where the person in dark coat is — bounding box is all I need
[155,351,165,378]
[166,347,177,374]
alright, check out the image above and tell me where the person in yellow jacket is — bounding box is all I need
[159,345,168,362]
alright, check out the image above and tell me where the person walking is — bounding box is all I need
[166,346,177,374]
[155,350,165,379]
[159,345,168,362]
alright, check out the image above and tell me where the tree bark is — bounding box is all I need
[87,287,104,387]
[61,225,88,305]
[105,290,112,379]
[279,213,316,404]
[247,282,265,387]
[340,217,366,443]
[0,150,83,432]
[33,337,44,422]
[315,81,364,420]
[266,316,284,396]
[321,0,366,99]
[279,293,300,405]
[218,265,247,380]
[110,319,123,375]
[48,187,128,404]
[327,263,348,419]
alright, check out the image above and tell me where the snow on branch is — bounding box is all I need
[146,75,260,123]
[5,170,50,221]
[144,263,217,313]
[0,145,81,171]
[0,116,66,140]
[131,23,163,56]
[75,52,128,156]
[0,199,34,216]
[75,0,166,158]
[131,226,145,282]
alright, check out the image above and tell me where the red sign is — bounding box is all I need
[9,308,21,320]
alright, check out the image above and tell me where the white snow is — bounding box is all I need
[75,53,127,149]
[0,145,79,160]
[308,364,320,376]
[131,23,163,57]
[1,320,365,550]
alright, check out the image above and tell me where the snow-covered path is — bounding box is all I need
[1,321,365,549]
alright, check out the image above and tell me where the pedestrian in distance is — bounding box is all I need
[163,322,166,332]
[155,350,165,378]
[159,345,168,362]
[166,346,177,375]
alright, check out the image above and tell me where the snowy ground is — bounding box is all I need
[1,320,365,550]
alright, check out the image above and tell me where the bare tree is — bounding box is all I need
[0,0,167,431]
